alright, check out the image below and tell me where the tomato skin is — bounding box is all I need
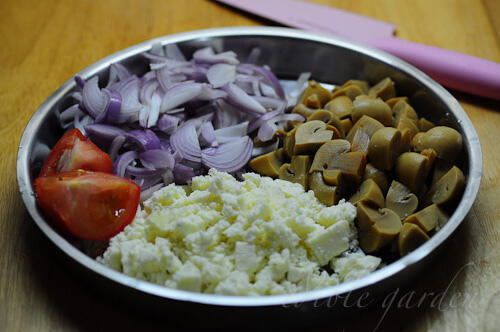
[39,129,112,177]
[35,170,140,241]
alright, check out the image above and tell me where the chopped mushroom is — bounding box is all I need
[293,120,333,155]
[278,155,311,189]
[356,202,402,253]
[385,180,418,220]
[398,223,429,256]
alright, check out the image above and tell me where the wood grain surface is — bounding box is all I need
[1,0,499,331]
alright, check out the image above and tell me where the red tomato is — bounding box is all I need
[39,128,112,177]
[35,170,140,240]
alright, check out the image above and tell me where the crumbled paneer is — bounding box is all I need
[98,169,380,295]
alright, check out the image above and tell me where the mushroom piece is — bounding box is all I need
[325,125,342,139]
[326,112,345,138]
[341,79,370,93]
[362,163,389,194]
[322,169,343,186]
[385,180,418,220]
[386,96,409,109]
[430,158,454,186]
[278,155,311,190]
[392,100,418,126]
[368,77,396,101]
[346,115,385,143]
[368,127,402,171]
[310,139,351,171]
[307,109,332,123]
[310,140,366,183]
[395,152,429,193]
[292,103,318,119]
[299,81,331,106]
[309,171,341,206]
[351,96,393,126]
[349,179,385,208]
[356,202,402,253]
[249,149,283,177]
[331,84,364,100]
[420,148,437,174]
[304,93,322,109]
[341,118,353,133]
[329,151,367,183]
[399,128,411,154]
[404,204,449,232]
[398,223,429,256]
[293,120,333,155]
[324,96,352,119]
[412,126,463,162]
[418,117,435,132]
[427,166,465,206]
[283,126,298,159]
[396,117,420,139]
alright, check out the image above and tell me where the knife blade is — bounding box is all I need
[215,0,500,100]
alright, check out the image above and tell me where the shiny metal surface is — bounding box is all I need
[16,27,482,307]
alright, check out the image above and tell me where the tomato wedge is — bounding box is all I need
[35,170,140,240]
[39,128,112,177]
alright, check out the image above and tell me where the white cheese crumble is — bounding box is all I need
[98,169,381,295]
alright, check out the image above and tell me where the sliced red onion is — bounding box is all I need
[139,149,175,170]
[139,78,159,104]
[82,76,107,118]
[251,96,286,113]
[170,123,201,163]
[287,72,311,106]
[238,64,285,100]
[193,47,239,65]
[213,99,245,129]
[113,151,139,177]
[247,109,282,133]
[207,63,236,88]
[157,114,179,135]
[160,82,203,112]
[57,104,82,129]
[201,136,253,173]
[106,63,131,88]
[74,76,85,88]
[147,93,161,128]
[74,114,93,136]
[173,163,196,184]
[166,44,186,61]
[140,183,165,202]
[257,113,305,142]
[115,77,141,123]
[252,139,280,157]
[199,121,217,147]
[246,47,261,64]
[235,74,261,96]
[222,83,266,115]
[126,165,165,177]
[126,129,161,151]
[198,84,228,101]
[260,82,278,98]
[109,135,126,161]
[150,43,165,56]
[165,107,185,115]
[95,88,122,124]
[85,123,127,144]
[132,174,163,190]
[214,121,248,144]
[71,91,83,103]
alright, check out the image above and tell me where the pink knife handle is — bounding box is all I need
[370,37,500,100]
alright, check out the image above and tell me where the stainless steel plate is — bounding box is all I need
[16,27,482,308]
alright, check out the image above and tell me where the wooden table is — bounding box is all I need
[1,0,499,330]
